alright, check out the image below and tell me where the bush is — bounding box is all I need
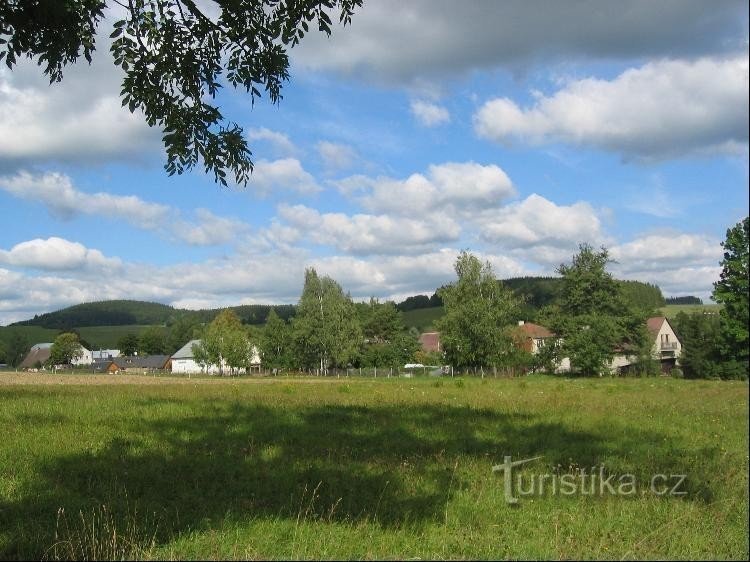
[670,367,684,379]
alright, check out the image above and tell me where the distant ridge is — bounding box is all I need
[9,277,665,329]
[9,300,296,329]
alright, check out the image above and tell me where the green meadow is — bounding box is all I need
[0,375,747,560]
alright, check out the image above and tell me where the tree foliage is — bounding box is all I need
[117,333,139,356]
[356,299,419,368]
[672,312,723,379]
[48,332,84,366]
[292,268,361,371]
[712,217,749,378]
[2,331,29,367]
[258,308,293,369]
[0,0,361,186]
[550,244,648,376]
[193,309,254,375]
[138,326,166,355]
[436,251,522,371]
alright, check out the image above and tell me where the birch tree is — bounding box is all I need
[292,268,361,373]
[436,252,521,372]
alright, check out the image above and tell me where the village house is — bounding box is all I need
[19,343,53,369]
[170,339,261,375]
[418,332,441,354]
[516,317,683,375]
[104,355,171,374]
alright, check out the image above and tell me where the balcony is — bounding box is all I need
[660,342,679,351]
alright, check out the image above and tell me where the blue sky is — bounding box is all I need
[0,0,748,325]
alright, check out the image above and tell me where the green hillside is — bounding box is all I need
[659,304,722,318]
[12,300,177,329]
[401,307,444,331]
[10,300,298,330]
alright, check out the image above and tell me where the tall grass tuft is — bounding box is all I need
[46,505,160,561]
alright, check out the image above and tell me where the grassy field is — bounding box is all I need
[659,304,722,318]
[401,307,444,331]
[0,374,746,560]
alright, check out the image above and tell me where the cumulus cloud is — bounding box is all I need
[474,55,749,160]
[410,100,450,126]
[611,233,723,271]
[277,204,461,254]
[0,55,159,166]
[248,158,321,195]
[292,0,747,84]
[606,232,723,300]
[480,194,604,248]
[343,161,516,217]
[0,171,249,247]
[0,237,122,271]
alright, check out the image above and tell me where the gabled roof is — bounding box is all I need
[646,316,667,336]
[172,339,202,360]
[110,355,170,370]
[20,344,53,368]
[517,322,554,339]
[419,332,441,353]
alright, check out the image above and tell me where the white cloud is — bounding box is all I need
[0,171,169,228]
[246,127,298,156]
[316,141,358,171]
[0,237,122,271]
[474,55,749,160]
[480,194,604,249]
[611,233,723,271]
[410,100,450,126]
[346,161,516,217]
[292,0,747,84]
[174,209,250,247]
[248,158,321,195]
[607,232,723,300]
[0,56,159,166]
[0,171,249,247]
[277,204,461,254]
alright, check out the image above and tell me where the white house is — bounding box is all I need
[516,317,682,375]
[92,349,120,361]
[71,347,93,366]
[610,316,682,374]
[170,339,261,374]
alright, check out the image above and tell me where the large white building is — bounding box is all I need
[170,339,261,374]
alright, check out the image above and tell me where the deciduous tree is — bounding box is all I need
[550,244,648,376]
[259,308,292,370]
[117,333,139,356]
[712,216,749,379]
[436,251,521,372]
[48,332,84,366]
[0,0,361,186]
[193,309,253,375]
[292,268,360,372]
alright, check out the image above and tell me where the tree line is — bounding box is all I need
[4,217,746,379]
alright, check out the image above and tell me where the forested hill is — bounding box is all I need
[396,277,666,313]
[10,277,664,329]
[11,300,296,329]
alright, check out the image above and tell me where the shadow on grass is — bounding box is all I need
[0,396,720,559]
